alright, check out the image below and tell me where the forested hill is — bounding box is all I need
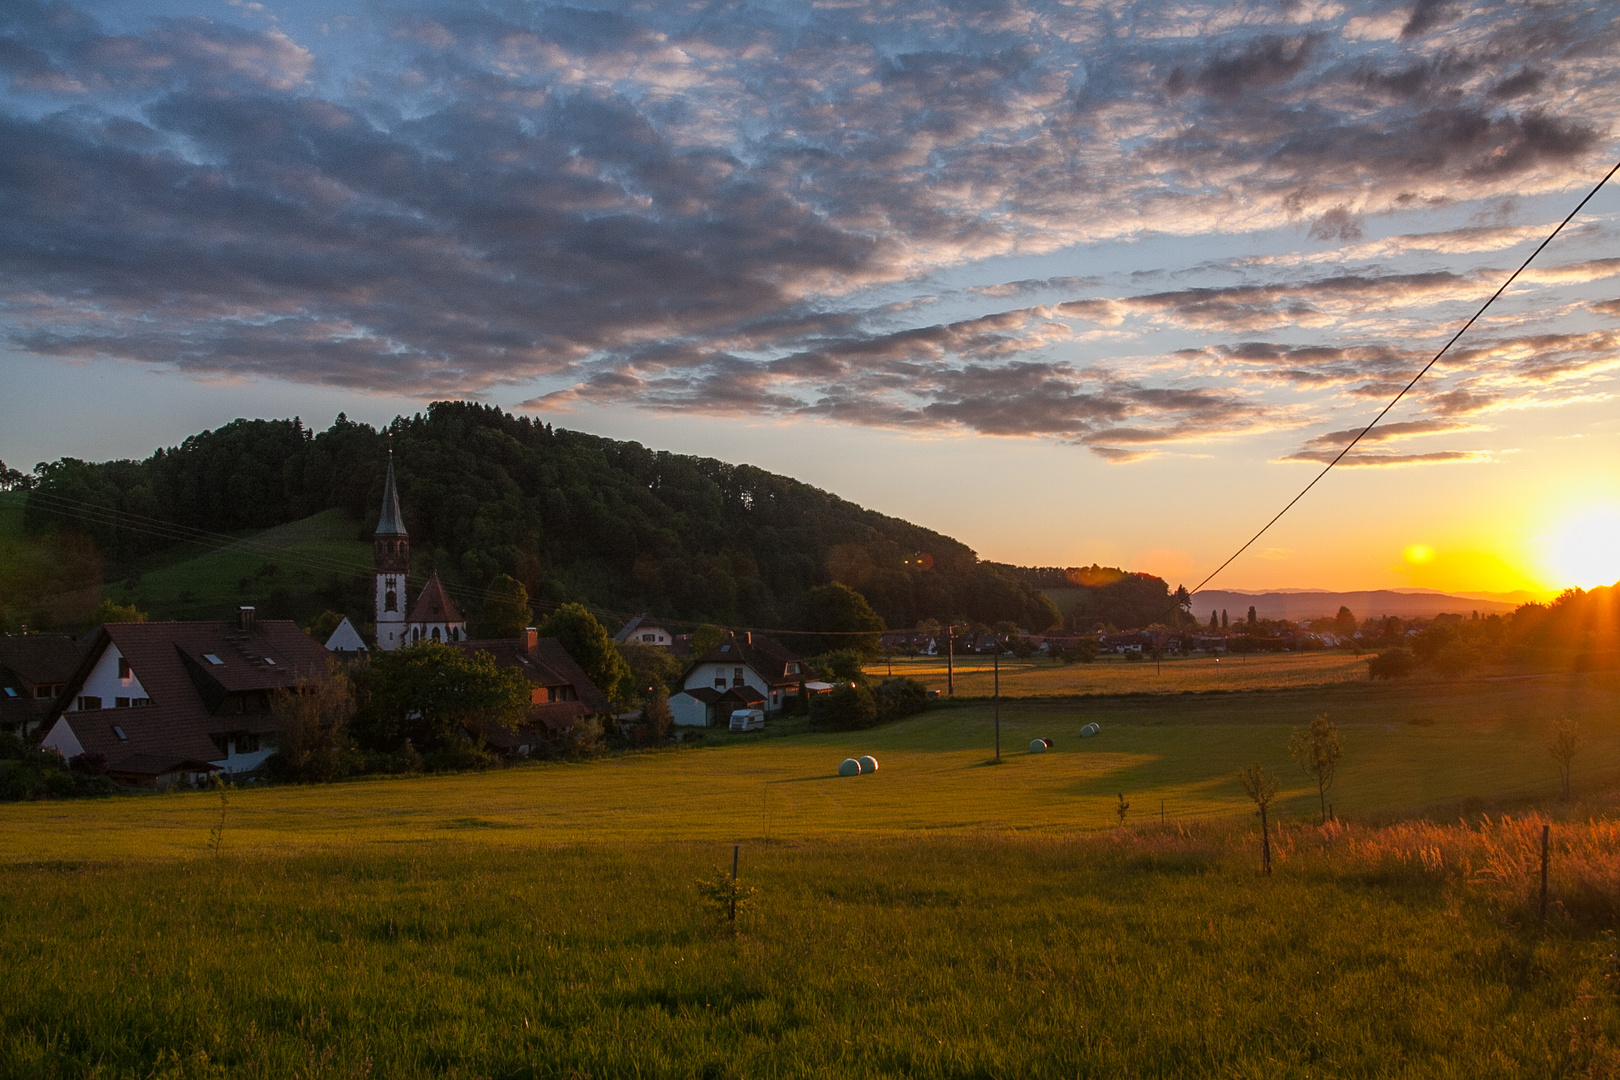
[19,402,1060,633]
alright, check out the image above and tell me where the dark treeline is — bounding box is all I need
[999,564,1195,632]
[20,402,1060,634]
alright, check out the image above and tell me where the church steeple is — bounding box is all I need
[376,452,406,538]
[374,448,410,649]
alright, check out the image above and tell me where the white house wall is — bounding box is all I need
[670,693,710,727]
[69,644,150,709]
[39,716,85,760]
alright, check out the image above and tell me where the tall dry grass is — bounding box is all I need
[1261,814,1620,925]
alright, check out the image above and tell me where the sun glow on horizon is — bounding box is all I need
[1547,507,1620,591]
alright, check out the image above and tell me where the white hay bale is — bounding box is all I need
[1080,722,1101,738]
[858,755,879,774]
[839,758,862,776]
[1028,739,1047,754]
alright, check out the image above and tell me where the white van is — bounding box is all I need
[729,708,765,732]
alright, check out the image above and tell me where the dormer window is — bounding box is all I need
[786,662,801,675]
[203,653,224,666]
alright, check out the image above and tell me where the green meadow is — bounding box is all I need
[4,671,1620,1077]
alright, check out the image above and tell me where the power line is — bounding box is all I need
[1166,157,1620,621]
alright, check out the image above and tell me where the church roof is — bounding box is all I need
[408,575,464,625]
[375,455,407,537]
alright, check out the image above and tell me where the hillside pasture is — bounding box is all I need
[111,508,372,622]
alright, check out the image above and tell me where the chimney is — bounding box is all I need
[239,606,256,633]
[523,626,538,651]
[745,631,753,645]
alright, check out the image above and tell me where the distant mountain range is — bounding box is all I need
[1189,589,1533,623]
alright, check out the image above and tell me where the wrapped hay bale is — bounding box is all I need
[858,755,879,774]
[1029,739,1047,754]
[1080,722,1101,738]
[839,758,862,777]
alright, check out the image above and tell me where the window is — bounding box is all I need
[431,626,441,641]
[115,697,130,708]
[78,696,102,711]
[111,725,127,741]
[714,676,727,689]
[132,697,151,707]
[263,657,276,666]
[642,633,657,642]
[117,656,131,679]
[720,644,731,653]
[733,667,745,687]
[235,733,260,754]
[384,588,398,612]
[203,653,224,666]
[786,662,801,675]
[35,685,54,699]
[2,687,15,698]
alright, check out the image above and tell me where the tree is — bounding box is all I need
[1116,793,1130,827]
[1247,606,1258,629]
[1008,635,1038,659]
[305,610,345,643]
[691,624,727,655]
[872,677,928,721]
[1288,714,1343,824]
[353,642,530,752]
[1333,605,1357,636]
[476,574,533,639]
[1238,763,1281,875]
[1221,609,1229,629]
[93,598,146,624]
[1547,715,1579,799]
[1366,648,1415,680]
[1209,610,1218,630]
[799,582,885,656]
[618,640,681,706]
[816,649,869,686]
[810,683,878,730]
[641,684,674,741]
[539,603,633,705]
[269,666,360,782]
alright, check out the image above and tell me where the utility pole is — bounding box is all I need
[993,637,1001,763]
[946,624,955,697]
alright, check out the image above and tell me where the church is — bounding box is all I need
[373,454,467,650]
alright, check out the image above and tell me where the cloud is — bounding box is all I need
[0,0,1615,461]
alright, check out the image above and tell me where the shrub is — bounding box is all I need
[811,684,878,730]
[68,752,107,775]
[872,677,928,722]
[421,742,498,773]
[1367,648,1416,679]
[815,649,869,686]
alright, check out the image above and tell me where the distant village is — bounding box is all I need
[0,455,1516,792]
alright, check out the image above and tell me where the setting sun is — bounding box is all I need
[1549,508,1620,590]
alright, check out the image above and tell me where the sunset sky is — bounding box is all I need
[2,0,1618,596]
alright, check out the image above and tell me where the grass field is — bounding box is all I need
[5,672,1620,1076]
[868,650,1376,697]
[112,509,372,622]
[3,672,1615,859]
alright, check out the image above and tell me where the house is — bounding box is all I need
[670,633,806,727]
[0,633,81,737]
[38,607,332,787]
[371,452,468,650]
[452,627,611,755]
[323,616,367,654]
[613,613,675,648]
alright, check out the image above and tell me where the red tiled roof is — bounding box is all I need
[408,575,464,625]
[47,620,329,774]
[681,634,804,687]
[0,634,83,686]
[454,636,611,715]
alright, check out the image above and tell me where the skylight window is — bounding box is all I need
[263,657,276,665]
[720,645,730,652]
[112,725,127,741]
[2,687,16,698]
[203,653,224,666]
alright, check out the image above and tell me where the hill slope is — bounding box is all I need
[16,403,1059,635]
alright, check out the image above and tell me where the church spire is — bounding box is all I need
[376,447,406,538]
